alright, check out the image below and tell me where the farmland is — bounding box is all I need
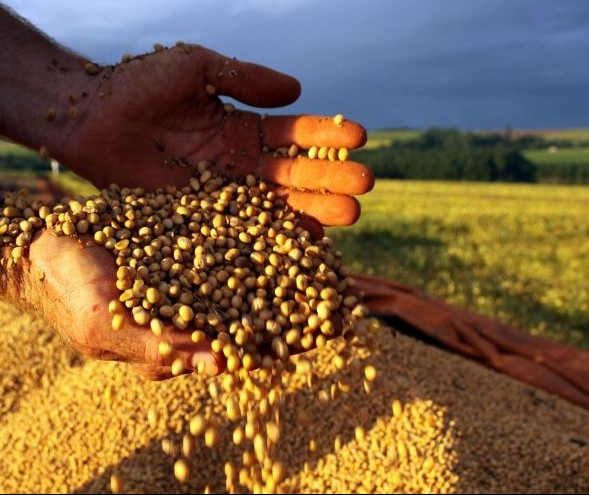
[366,128,589,169]
[363,129,421,148]
[365,128,589,167]
[365,127,589,149]
[361,127,589,184]
[329,180,589,348]
[523,147,589,165]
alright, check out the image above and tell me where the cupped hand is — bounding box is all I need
[61,45,373,228]
[23,230,224,380]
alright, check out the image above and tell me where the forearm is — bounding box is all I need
[0,4,99,160]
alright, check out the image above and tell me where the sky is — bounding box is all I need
[4,0,589,131]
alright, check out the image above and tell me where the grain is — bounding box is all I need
[333,114,345,127]
[174,459,190,483]
[83,62,102,75]
[110,474,124,494]
[2,164,587,495]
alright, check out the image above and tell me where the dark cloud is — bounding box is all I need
[5,0,589,129]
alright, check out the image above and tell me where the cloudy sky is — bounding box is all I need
[5,0,589,130]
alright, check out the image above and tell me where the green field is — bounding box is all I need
[364,129,421,148]
[364,128,589,183]
[0,141,36,156]
[523,147,589,165]
[329,180,589,348]
[365,127,589,149]
[0,140,98,195]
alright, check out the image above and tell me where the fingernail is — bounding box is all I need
[191,352,219,376]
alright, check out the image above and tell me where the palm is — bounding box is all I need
[27,231,220,380]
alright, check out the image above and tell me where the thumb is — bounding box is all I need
[142,326,224,376]
[205,48,301,107]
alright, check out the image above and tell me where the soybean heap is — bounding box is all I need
[0,158,373,493]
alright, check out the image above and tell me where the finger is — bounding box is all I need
[118,322,224,378]
[261,115,367,150]
[298,216,324,240]
[206,50,301,107]
[273,186,362,226]
[258,155,374,195]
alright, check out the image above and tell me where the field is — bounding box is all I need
[328,180,589,348]
[523,147,589,165]
[366,128,589,167]
[0,142,34,155]
[0,140,98,195]
[365,127,589,148]
[364,129,421,148]
[363,128,589,183]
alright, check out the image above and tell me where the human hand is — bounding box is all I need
[0,8,366,379]
[59,45,373,230]
[18,230,224,381]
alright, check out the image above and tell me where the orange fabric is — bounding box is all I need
[354,273,589,410]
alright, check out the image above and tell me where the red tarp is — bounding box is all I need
[354,273,589,410]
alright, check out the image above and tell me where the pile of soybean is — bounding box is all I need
[1,301,588,494]
[1,164,588,493]
[0,161,372,493]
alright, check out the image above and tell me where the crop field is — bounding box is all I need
[365,127,589,148]
[364,129,421,148]
[523,147,589,165]
[0,140,36,155]
[329,180,589,348]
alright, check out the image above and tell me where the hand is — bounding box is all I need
[61,45,373,229]
[0,8,369,379]
[19,230,224,381]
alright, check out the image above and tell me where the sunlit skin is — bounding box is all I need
[7,230,221,381]
[0,6,374,379]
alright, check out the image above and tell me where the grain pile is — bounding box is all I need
[1,157,588,493]
[1,157,370,492]
[1,298,588,493]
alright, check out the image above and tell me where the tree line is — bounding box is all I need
[352,128,589,184]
